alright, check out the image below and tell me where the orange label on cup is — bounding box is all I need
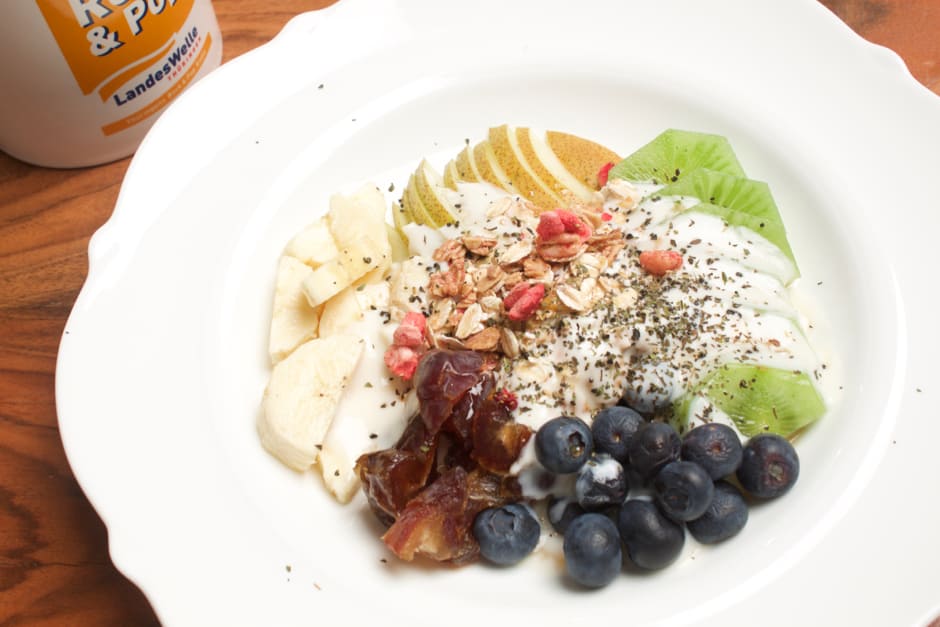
[35,0,196,98]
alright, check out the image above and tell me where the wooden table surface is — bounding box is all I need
[1,1,937,624]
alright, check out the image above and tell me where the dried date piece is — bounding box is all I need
[382,467,472,562]
[415,349,485,434]
[356,415,438,521]
[471,396,533,474]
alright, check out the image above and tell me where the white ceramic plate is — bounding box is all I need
[56,1,940,625]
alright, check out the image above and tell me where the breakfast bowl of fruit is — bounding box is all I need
[55,0,939,625]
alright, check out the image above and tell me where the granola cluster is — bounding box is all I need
[420,196,628,366]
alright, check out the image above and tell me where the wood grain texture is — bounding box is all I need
[0,1,936,624]
[0,2,333,625]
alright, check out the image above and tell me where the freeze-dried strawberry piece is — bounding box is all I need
[537,209,592,243]
[597,161,615,188]
[502,282,531,310]
[556,210,592,241]
[536,210,565,240]
[639,250,683,276]
[385,345,420,379]
[503,282,545,321]
[393,312,427,348]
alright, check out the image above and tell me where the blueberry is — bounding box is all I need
[652,461,714,522]
[575,454,628,510]
[547,497,586,534]
[563,513,622,588]
[736,433,800,499]
[535,416,593,474]
[617,500,685,570]
[681,423,743,479]
[592,406,644,464]
[687,481,748,543]
[473,503,540,566]
[627,421,681,481]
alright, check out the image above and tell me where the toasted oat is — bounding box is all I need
[587,228,626,264]
[499,327,520,358]
[479,294,503,314]
[428,298,454,332]
[476,264,505,294]
[497,239,534,265]
[612,286,639,309]
[556,278,599,312]
[455,303,485,339]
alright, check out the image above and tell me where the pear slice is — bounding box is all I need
[514,127,582,200]
[413,159,455,226]
[391,201,412,248]
[402,173,437,227]
[526,128,612,201]
[454,145,481,182]
[386,222,410,262]
[473,141,519,194]
[487,124,561,207]
[546,129,621,191]
[442,160,462,190]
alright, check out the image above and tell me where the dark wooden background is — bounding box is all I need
[1,1,937,624]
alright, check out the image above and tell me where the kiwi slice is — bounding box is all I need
[608,129,745,185]
[673,363,825,438]
[657,169,796,265]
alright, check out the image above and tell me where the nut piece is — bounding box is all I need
[537,232,588,262]
[428,258,465,298]
[433,239,466,264]
[463,327,501,351]
[461,236,498,256]
[523,256,553,281]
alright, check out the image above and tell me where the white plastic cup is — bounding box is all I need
[0,0,223,168]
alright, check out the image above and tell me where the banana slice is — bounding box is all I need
[301,260,350,308]
[283,217,339,267]
[258,334,364,470]
[268,256,321,364]
[318,285,363,337]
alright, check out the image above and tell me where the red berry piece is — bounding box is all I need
[639,250,683,276]
[596,161,615,188]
